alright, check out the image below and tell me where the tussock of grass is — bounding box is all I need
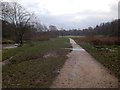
[2,37,71,88]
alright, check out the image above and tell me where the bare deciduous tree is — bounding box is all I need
[1,2,34,46]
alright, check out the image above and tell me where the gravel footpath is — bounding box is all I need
[51,38,118,88]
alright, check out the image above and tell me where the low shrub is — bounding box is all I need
[89,37,119,45]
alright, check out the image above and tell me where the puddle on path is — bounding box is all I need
[64,48,85,51]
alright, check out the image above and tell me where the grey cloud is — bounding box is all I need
[20,1,118,29]
[37,9,117,29]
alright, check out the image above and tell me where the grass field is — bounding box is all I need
[73,36,120,82]
[2,37,71,88]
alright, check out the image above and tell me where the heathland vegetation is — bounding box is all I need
[1,1,119,88]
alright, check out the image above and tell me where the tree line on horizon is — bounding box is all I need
[1,1,119,46]
[59,19,119,37]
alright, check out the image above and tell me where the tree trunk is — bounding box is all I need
[19,36,23,47]
[20,39,23,45]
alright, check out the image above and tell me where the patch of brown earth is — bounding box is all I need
[43,51,59,58]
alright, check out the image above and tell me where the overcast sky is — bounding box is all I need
[3,0,119,29]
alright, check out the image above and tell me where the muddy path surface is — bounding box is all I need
[51,38,118,88]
